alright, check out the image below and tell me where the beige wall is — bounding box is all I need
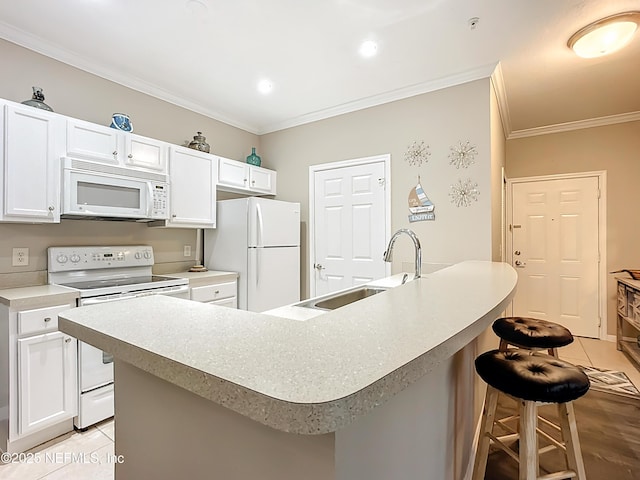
[261,79,495,298]
[505,120,640,337]
[0,39,258,286]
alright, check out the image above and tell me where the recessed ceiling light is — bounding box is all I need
[257,79,273,95]
[568,11,640,58]
[359,40,378,58]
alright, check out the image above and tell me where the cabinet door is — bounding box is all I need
[66,119,121,164]
[249,166,277,194]
[2,104,61,222]
[218,157,248,189]
[125,134,168,173]
[18,331,77,436]
[168,147,217,227]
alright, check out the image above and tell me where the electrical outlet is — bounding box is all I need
[183,245,192,257]
[12,247,29,266]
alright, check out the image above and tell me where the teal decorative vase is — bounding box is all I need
[246,147,261,167]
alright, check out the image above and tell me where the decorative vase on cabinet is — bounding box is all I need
[246,147,261,167]
[188,132,210,153]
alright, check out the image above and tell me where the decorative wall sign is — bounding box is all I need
[448,140,477,169]
[449,178,479,207]
[404,141,431,167]
[408,176,435,222]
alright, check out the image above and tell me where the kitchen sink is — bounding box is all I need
[297,286,389,311]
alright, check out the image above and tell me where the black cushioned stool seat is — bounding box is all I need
[493,316,574,357]
[472,350,589,480]
[475,350,590,403]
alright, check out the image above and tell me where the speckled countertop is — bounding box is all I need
[0,284,79,308]
[58,260,517,435]
[164,270,238,287]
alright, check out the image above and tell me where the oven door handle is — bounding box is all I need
[81,293,138,305]
[80,285,189,306]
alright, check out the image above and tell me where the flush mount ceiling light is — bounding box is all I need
[257,79,273,95]
[359,40,378,58]
[568,11,640,58]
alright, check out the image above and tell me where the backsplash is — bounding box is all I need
[0,220,197,288]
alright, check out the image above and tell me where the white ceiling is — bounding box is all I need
[1,0,639,136]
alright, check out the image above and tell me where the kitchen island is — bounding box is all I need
[58,261,517,480]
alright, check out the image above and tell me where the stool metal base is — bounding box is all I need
[473,386,587,480]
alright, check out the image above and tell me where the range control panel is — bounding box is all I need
[48,246,155,272]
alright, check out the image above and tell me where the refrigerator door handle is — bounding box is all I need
[256,203,264,247]
[256,247,260,285]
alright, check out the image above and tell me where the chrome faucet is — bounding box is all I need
[383,228,422,280]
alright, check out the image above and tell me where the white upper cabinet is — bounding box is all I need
[0,101,64,223]
[160,146,217,228]
[66,119,168,173]
[217,156,276,195]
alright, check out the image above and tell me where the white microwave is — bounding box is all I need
[61,158,169,221]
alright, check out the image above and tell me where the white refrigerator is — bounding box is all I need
[204,197,301,312]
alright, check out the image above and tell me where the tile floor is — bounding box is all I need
[0,338,638,479]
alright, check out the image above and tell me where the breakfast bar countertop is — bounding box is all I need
[58,260,517,435]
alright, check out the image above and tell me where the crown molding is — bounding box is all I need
[508,111,640,139]
[0,22,262,134]
[257,62,499,134]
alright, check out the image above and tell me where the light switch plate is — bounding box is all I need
[12,247,29,266]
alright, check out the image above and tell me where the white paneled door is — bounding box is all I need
[509,176,601,338]
[312,158,388,297]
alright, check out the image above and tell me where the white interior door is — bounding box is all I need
[311,157,389,297]
[509,175,601,338]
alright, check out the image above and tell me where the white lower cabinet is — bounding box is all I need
[190,280,238,308]
[0,301,77,453]
[17,331,77,436]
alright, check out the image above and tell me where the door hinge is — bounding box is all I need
[597,188,601,199]
[378,178,386,188]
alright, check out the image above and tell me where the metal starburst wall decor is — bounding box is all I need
[449,178,480,207]
[448,140,477,169]
[404,141,431,167]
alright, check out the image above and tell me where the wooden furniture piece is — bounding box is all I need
[616,277,640,370]
[493,316,574,358]
[472,350,589,480]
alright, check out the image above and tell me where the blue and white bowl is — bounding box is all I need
[110,113,133,132]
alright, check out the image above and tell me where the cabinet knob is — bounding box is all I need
[65,337,72,343]
[214,290,220,294]
[48,206,55,212]
[244,178,247,183]
[113,150,118,157]
[172,214,177,218]
[252,180,255,184]
[128,154,133,159]
[44,317,51,322]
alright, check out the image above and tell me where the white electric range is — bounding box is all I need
[48,245,189,429]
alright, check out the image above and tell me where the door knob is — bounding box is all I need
[314,263,325,271]
[514,250,521,256]
[515,260,526,267]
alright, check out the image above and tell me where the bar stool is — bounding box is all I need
[472,349,590,480]
[493,317,574,358]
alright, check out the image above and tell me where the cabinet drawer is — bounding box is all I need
[18,305,70,335]
[209,297,238,309]
[191,282,237,303]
